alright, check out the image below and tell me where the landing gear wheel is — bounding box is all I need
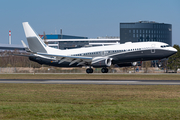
[86,68,93,74]
[101,67,108,73]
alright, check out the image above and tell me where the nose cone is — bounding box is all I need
[172,47,177,53]
[169,47,177,56]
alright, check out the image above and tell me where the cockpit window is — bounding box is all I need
[161,45,170,48]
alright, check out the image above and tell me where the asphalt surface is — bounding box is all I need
[0,79,180,85]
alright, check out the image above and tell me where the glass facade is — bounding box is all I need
[120,21,172,46]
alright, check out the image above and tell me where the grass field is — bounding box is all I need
[0,84,180,120]
[0,73,180,80]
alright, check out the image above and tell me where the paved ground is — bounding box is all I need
[0,79,180,85]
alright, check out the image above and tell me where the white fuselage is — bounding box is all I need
[43,41,176,58]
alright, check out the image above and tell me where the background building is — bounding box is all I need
[41,34,119,49]
[120,21,172,46]
[41,34,88,40]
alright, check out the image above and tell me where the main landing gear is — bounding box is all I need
[86,67,109,74]
[101,67,108,73]
[86,68,93,74]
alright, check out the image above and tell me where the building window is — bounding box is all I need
[133,30,135,33]
[129,30,131,33]
[133,34,135,37]
[136,30,138,33]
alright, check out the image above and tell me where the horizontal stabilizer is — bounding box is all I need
[21,40,28,48]
[21,40,33,53]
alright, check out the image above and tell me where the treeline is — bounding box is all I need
[0,51,41,68]
[168,44,180,72]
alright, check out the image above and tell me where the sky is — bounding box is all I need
[0,0,179,45]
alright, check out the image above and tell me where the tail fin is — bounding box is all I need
[22,22,47,53]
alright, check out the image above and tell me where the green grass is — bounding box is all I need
[0,73,180,80]
[0,84,180,119]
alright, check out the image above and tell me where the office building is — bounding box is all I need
[120,21,172,46]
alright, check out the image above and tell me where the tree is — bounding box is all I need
[168,44,180,72]
[143,61,151,73]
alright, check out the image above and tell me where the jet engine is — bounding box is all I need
[91,57,113,68]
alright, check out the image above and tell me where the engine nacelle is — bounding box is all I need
[91,57,112,68]
[132,62,137,66]
[117,62,137,67]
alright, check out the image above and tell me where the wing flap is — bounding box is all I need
[69,59,80,66]
[37,53,92,66]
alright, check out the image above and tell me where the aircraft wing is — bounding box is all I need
[37,53,93,66]
[11,54,34,57]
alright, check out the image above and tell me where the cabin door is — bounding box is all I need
[101,51,108,56]
[151,44,155,53]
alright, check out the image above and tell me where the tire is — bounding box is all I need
[86,68,93,74]
[101,68,108,73]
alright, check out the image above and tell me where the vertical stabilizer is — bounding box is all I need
[22,22,47,53]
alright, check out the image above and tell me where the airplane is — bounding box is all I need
[21,22,177,73]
